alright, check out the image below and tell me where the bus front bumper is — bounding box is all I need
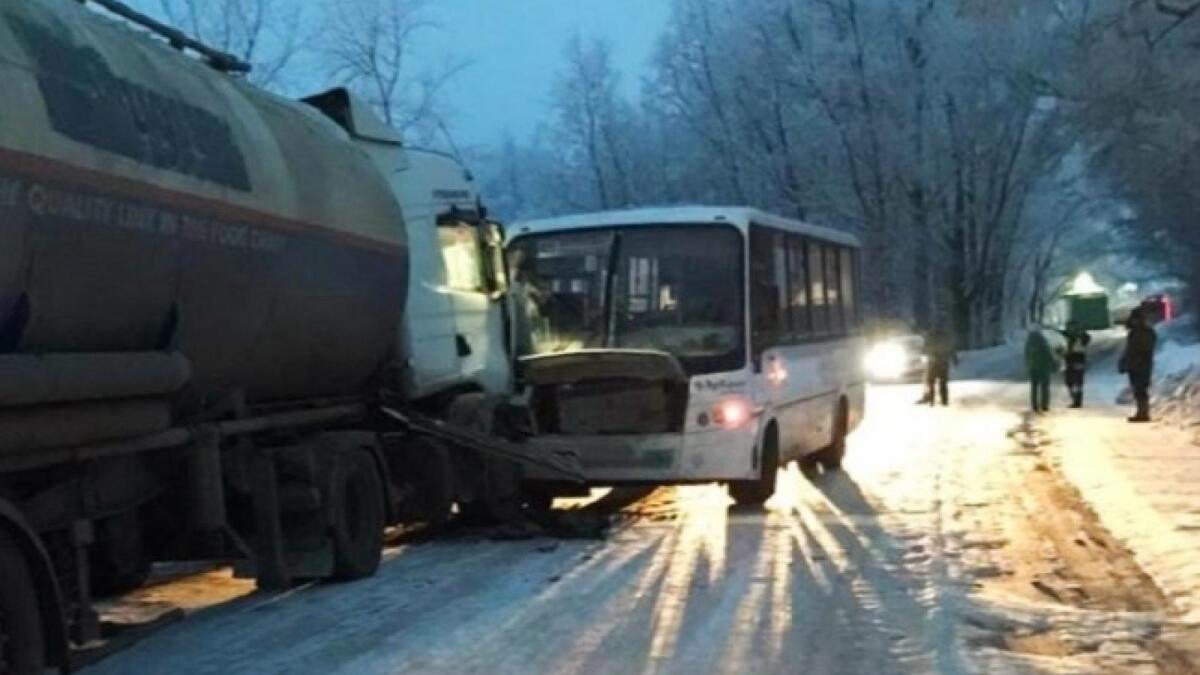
[522,426,760,484]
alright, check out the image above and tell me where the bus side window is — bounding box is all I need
[808,241,829,335]
[787,235,810,339]
[772,231,788,341]
[840,247,858,331]
[749,225,786,357]
[825,245,844,335]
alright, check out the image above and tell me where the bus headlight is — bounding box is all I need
[864,342,908,380]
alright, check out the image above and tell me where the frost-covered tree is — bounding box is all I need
[1039,0,1200,316]
[547,35,636,210]
[480,0,1185,344]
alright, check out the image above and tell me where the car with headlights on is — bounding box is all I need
[864,334,927,382]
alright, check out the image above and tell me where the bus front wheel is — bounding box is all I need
[729,428,779,506]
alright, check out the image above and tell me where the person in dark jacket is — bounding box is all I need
[919,326,956,406]
[1119,308,1158,423]
[1025,327,1058,413]
[1059,320,1091,408]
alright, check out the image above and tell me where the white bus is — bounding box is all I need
[509,207,865,505]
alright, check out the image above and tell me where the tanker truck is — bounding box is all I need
[0,1,578,672]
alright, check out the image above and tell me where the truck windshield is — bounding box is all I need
[508,224,745,375]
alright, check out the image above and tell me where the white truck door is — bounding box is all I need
[402,206,462,396]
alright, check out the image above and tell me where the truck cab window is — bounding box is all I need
[438,221,485,292]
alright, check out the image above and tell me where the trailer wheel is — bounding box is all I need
[729,426,779,507]
[0,529,44,675]
[329,450,385,581]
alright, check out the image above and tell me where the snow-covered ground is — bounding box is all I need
[1037,321,1200,668]
[81,373,1200,675]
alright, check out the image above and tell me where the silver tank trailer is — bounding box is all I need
[0,0,409,412]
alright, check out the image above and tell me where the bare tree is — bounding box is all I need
[322,0,464,138]
[157,0,303,88]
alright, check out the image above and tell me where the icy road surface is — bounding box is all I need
[85,381,1199,675]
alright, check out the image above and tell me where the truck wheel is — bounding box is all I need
[816,401,849,471]
[90,511,152,597]
[330,450,385,581]
[729,427,779,507]
[0,529,44,675]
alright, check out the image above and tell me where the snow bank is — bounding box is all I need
[1148,350,1200,437]
[1134,318,1200,429]
[956,340,1023,380]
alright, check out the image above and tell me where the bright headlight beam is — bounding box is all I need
[865,342,908,380]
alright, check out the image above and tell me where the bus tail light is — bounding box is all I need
[712,397,752,430]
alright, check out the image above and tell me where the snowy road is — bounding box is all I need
[83,379,1199,675]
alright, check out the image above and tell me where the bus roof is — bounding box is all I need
[511,206,861,248]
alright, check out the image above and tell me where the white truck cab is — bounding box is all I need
[302,89,512,403]
[388,148,510,400]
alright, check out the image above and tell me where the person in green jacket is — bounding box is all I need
[1025,327,1058,413]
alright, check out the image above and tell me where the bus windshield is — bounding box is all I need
[508,224,745,375]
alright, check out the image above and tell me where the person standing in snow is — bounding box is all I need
[1119,308,1158,423]
[1059,320,1091,408]
[1025,327,1057,413]
[919,325,956,406]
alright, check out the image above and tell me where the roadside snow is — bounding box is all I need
[1148,342,1200,436]
[1049,411,1200,627]
[1043,324,1200,640]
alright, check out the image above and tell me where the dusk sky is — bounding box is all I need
[425,0,671,147]
[125,1,672,149]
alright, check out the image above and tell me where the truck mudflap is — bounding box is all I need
[380,406,584,483]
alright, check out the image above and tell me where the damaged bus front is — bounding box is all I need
[509,208,866,505]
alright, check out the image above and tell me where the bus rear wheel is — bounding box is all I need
[0,529,45,675]
[729,428,779,506]
[816,400,849,471]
